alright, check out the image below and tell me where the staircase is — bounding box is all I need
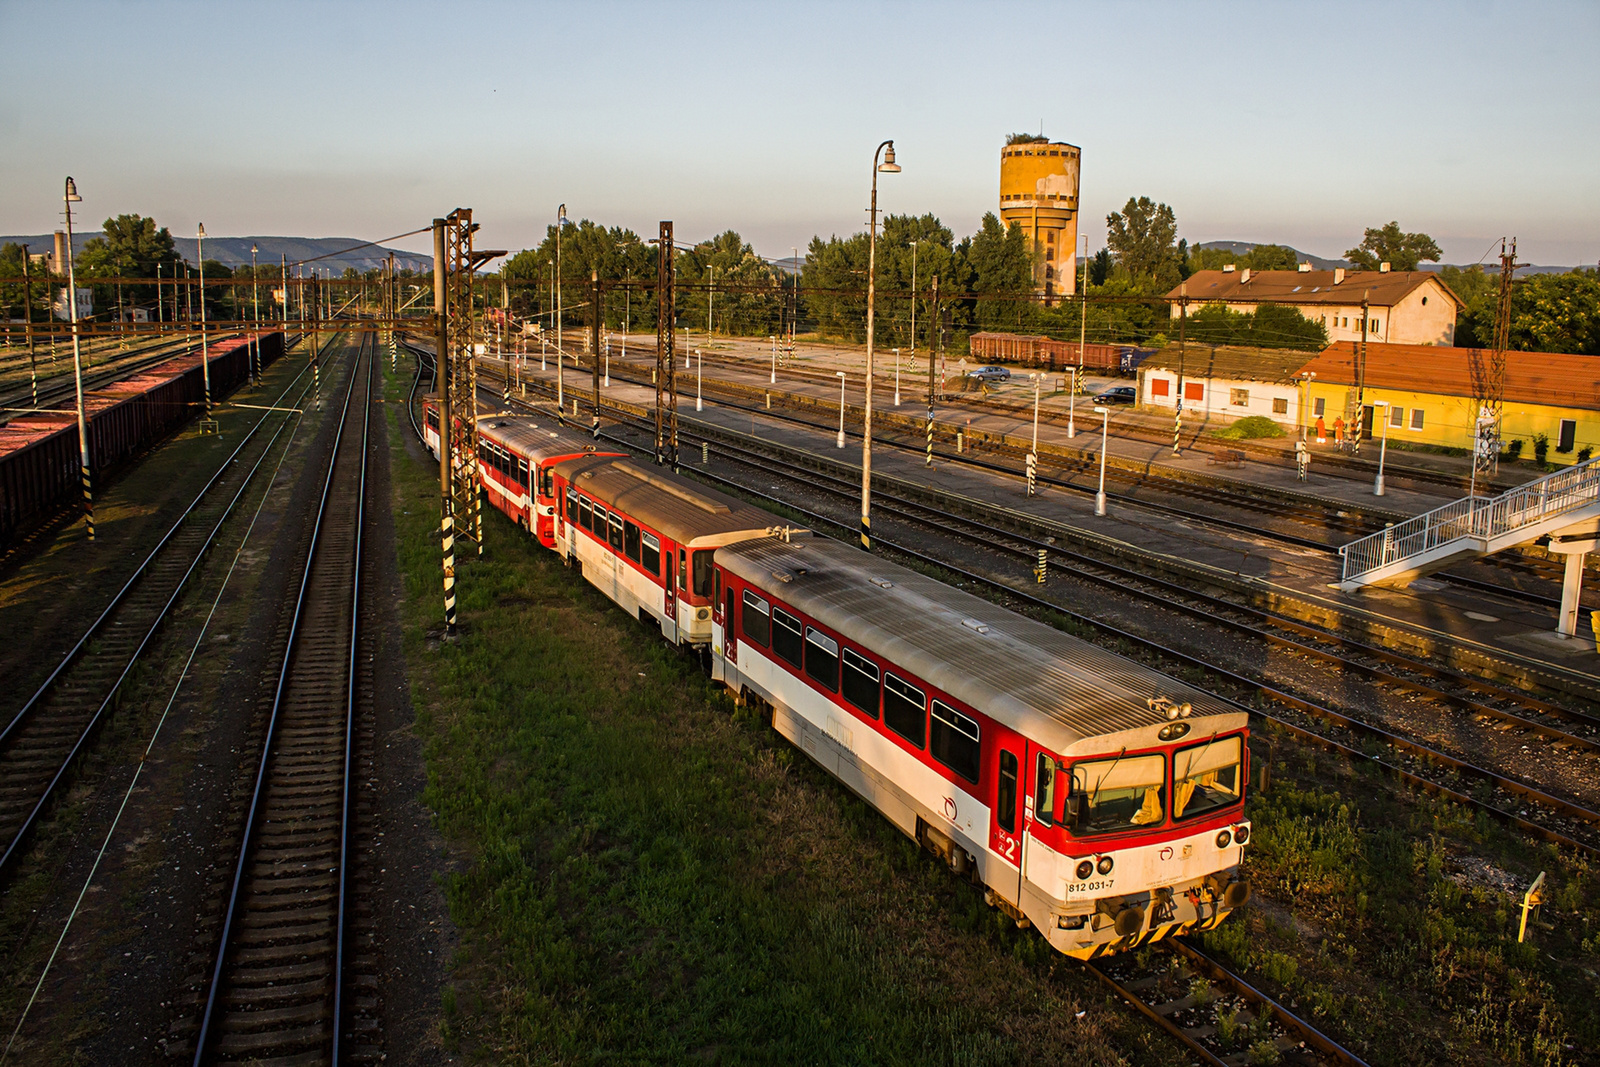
[1339,456,1600,591]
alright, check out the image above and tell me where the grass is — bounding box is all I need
[380,360,1173,1065]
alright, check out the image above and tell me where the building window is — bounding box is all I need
[1559,419,1577,453]
[1184,382,1204,402]
[1273,397,1289,415]
[1230,388,1249,407]
[1314,397,1326,418]
[1389,405,1404,428]
[1372,318,1381,332]
[1410,408,1425,430]
[1152,378,1170,397]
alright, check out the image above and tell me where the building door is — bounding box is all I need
[1559,419,1577,454]
[1362,405,1376,440]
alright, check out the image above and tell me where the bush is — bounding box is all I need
[1217,415,1286,440]
[1579,445,1593,464]
[1534,434,1550,464]
[1504,439,1523,461]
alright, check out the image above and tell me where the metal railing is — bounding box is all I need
[1341,455,1600,583]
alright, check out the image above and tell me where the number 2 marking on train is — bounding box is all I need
[999,835,1018,862]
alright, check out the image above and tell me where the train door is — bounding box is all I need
[719,580,737,664]
[1019,742,1060,899]
[988,745,1023,902]
[662,539,678,638]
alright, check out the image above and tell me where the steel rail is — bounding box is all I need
[192,335,371,1064]
[0,359,321,877]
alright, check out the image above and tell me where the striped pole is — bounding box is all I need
[441,512,457,632]
[1026,452,1037,496]
[926,407,934,468]
[473,457,485,556]
[1172,410,1182,457]
[81,464,95,541]
[1036,548,1047,584]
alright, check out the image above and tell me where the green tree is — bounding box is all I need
[1437,265,1497,347]
[1187,243,1302,273]
[1185,301,1328,350]
[1508,270,1600,354]
[1345,221,1441,272]
[966,212,1036,332]
[676,230,783,337]
[500,218,654,328]
[75,214,181,309]
[1105,196,1180,289]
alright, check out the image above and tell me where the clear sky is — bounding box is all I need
[3,0,1597,266]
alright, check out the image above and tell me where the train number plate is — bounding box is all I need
[1066,879,1114,895]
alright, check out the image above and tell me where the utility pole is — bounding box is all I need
[433,218,455,635]
[21,243,36,407]
[1352,290,1369,455]
[655,221,677,467]
[1487,238,1516,475]
[1173,287,1187,456]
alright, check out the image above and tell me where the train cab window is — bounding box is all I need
[691,550,713,598]
[678,549,688,593]
[1034,753,1056,827]
[840,648,879,718]
[641,532,661,576]
[741,591,771,646]
[623,521,642,563]
[772,607,803,668]
[577,495,592,531]
[804,628,839,691]
[608,513,624,551]
[883,673,926,748]
[997,751,1019,834]
[713,567,722,605]
[930,700,980,783]
[1070,753,1167,834]
[425,408,439,431]
[1173,736,1243,821]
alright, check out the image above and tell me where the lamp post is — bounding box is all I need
[250,243,260,382]
[1094,405,1110,516]
[63,177,94,540]
[836,371,847,448]
[556,203,566,418]
[909,239,919,361]
[1373,399,1391,496]
[1078,234,1088,382]
[1068,365,1077,438]
[893,347,901,407]
[197,223,212,420]
[1026,372,1043,496]
[770,334,777,384]
[859,138,900,550]
[1299,370,1316,439]
[695,348,703,411]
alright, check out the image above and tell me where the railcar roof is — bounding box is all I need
[552,455,788,545]
[719,536,1245,754]
[478,412,618,463]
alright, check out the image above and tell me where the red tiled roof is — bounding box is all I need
[1301,342,1600,410]
[1167,270,1462,310]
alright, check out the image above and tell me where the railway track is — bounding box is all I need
[0,356,320,877]
[190,334,378,1064]
[581,353,1575,609]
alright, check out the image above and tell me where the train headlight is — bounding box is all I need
[1216,830,1233,849]
[1233,824,1250,845]
[1075,859,1094,880]
[1096,855,1114,876]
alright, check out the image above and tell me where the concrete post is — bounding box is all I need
[1557,550,1586,638]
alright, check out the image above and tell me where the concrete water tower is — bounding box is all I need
[998,137,1080,300]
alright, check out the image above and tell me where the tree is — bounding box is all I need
[1185,302,1328,350]
[966,213,1037,332]
[1105,197,1180,289]
[1508,270,1600,355]
[1187,243,1301,273]
[75,214,181,308]
[1345,222,1441,272]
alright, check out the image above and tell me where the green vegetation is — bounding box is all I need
[1214,416,1287,439]
[1186,302,1329,351]
[1104,197,1181,290]
[380,365,1169,1064]
[1442,265,1600,354]
[1345,221,1442,272]
[1004,132,1050,145]
[1187,243,1303,273]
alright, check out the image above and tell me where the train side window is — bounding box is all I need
[518,458,529,488]
[691,550,713,598]
[608,513,624,551]
[578,495,592,532]
[883,673,926,748]
[741,590,770,646]
[623,520,641,563]
[565,488,577,523]
[804,628,839,691]
[641,532,661,576]
[678,549,688,592]
[713,566,722,606]
[591,502,607,538]
[840,648,879,718]
[1034,753,1057,827]
[930,700,980,783]
[997,751,1019,834]
[772,607,803,668]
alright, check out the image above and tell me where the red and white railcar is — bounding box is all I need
[422,397,621,548]
[551,454,789,647]
[711,534,1251,959]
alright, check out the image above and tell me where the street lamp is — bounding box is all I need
[1373,399,1391,496]
[1094,405,1110,516]
[893,348,901,407]
[250,243,260,383]
[556,203,567,418]
[859,138,900,551]
[909,240,919,360]
[197,223,212,420]
[1068,365,1077,438]
[695,348,703,411]
[770,334,777,385]
[1299,370,1317,439]
[836,371,847,448]
[63,176,94,540]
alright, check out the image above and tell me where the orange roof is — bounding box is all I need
[1167,269,1461,310]
[1301,342,1600,410]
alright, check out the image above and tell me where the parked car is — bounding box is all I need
[966,365,1011,382]
[1094,386,1137,405]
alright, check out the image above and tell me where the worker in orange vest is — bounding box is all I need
[1314,416,1326,444]
[1332,416,1346,450]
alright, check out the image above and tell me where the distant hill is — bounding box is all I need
[1195,240,1349,271]
[0,234,430,273]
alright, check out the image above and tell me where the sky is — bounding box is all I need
[3,0,1598,267]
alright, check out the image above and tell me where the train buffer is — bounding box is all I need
[1339,454,1600,637]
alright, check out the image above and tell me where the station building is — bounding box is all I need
[998,139,1080,300]
[1166,266,1463,346]
[1137,346,1313,430]
[1299,342,1600,463]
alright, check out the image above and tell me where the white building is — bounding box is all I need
[1137,345,1317,431]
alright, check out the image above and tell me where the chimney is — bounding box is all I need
[1297,262,1311,272]
[1333,267,1345,285]
[1222,263,1236,273]
[1379,261,1391,273]
[53,230,66,274]
[1240,268,1251,284]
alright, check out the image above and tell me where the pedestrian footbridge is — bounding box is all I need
[1339,456,1600,636]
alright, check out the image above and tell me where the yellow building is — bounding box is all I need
[999,138,1080,300]
[1299,342,1600,464]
